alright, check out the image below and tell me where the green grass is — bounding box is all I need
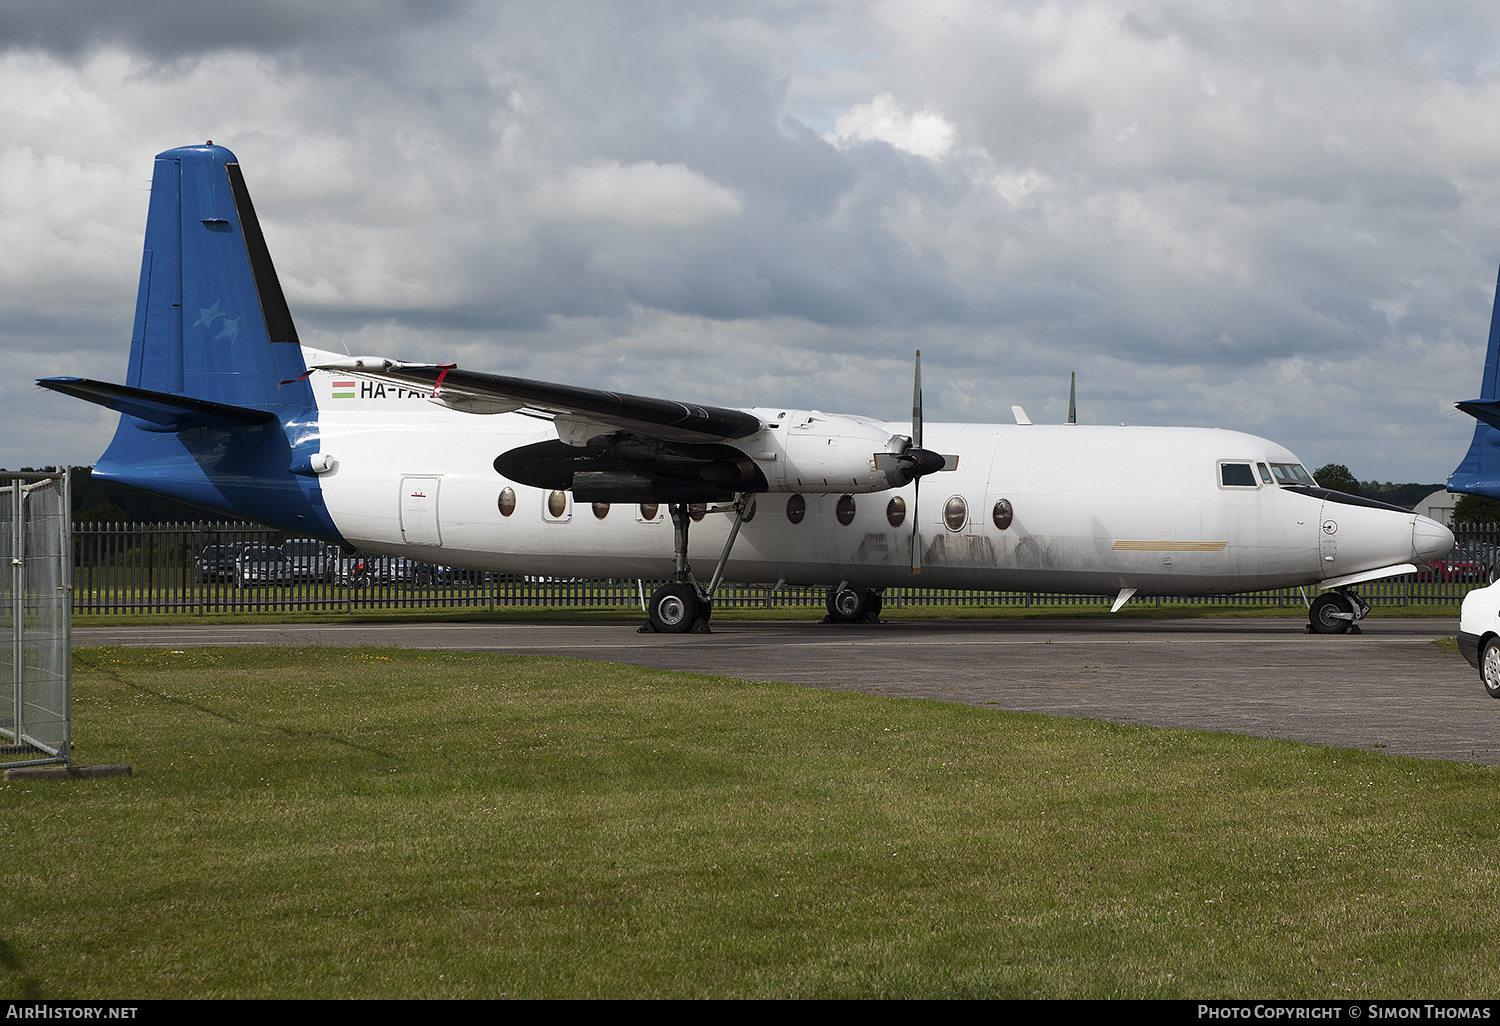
[4,646,1498,998]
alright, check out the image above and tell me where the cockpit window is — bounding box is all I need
[1257,463,1273,484]
[1271,463,1317,487]
[1220,462,1257,487]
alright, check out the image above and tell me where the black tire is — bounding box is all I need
[649,583,701,634]
[1308,592,1352,634]
[1482,639,1500,700]
[826,586,869,624]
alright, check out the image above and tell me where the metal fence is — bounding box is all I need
[67,520,1500,616]
[4,471,71,768]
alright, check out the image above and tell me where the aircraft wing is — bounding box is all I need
[309,357,762,443]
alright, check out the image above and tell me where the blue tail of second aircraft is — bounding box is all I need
[1450,265,1500,501]
[38,143,343,540]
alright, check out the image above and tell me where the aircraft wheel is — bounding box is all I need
[1482,639,1500,700]
[1308,592,1352,635]
[826,585,870,624]
[649,583,701,634]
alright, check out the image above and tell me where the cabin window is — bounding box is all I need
[787,494,806,524]
[639,503,659,521]
[992,498,1014,530]
[689,503,708,523]
[1271,463,1317,487]
[498,488,516,517]
[836,495,856,526]
[1219,462,1257,488]
[546,489,571,520]
[886,496,906,528]
[592,502,610,520]
[943,495,968,532]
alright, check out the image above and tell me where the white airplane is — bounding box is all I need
[39,143,1454,635]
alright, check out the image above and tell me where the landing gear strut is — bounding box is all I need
[641,496,750,634]
[1306,589,1369,635]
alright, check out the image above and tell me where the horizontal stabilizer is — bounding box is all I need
[37,377,275,431]
[1457,399,1500,431]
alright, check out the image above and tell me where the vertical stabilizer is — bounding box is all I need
[128,144,311,409]
[1450,264,1500,500]
[51,144,341,540]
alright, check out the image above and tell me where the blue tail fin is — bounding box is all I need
[1449,263,1500,500]
[38,143,341,540]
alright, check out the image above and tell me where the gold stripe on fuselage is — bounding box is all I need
[1111,540,1228,551]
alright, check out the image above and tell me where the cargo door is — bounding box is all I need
[400,476,442,546]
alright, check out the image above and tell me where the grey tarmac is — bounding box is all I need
[74,616,1498,766]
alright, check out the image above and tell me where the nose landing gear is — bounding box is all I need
[1306,589,1369,635]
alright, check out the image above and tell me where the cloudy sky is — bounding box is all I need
[5,0,1500,483]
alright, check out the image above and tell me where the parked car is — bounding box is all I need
[372,557,445,585]
[232,545,289,588]
[441,566,494,585]
[282,538,336,582]
[1463,540,1500,583]
[376,556,420,584]
[196,544,240,583]
[1459,579,1500,697]
[328,551,449,587]
[1419,543,1489,582]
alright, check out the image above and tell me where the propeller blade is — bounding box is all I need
[912,349,923,451]
[911,350,923,572]
[911,476,922,574]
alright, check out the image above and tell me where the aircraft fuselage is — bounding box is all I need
[309,368,1442,597]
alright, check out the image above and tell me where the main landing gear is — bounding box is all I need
[641,496,750,634]
[1306,589,1370,635]
[824,583,884,624]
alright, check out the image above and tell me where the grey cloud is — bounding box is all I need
[5,1,1500,482]
[0,0,468,60]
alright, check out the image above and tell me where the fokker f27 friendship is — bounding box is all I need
[39,144,1454,635]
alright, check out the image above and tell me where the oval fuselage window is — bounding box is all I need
[786,494,806,525]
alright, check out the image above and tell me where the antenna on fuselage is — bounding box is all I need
[1067,371,1076,425]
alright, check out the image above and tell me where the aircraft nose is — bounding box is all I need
[1413,516,1454,563]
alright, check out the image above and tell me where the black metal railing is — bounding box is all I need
[69,521,1499,615]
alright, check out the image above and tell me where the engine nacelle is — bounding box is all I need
[745,409,908,494]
